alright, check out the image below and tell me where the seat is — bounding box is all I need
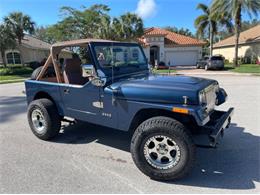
[63,58,88,85]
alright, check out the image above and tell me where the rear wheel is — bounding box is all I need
[131,116,196,181]
[27,98,61,140]
[196,64,200,69]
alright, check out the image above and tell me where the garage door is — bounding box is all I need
[165,51,198,66]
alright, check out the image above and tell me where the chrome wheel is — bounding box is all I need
[144,135,181,170]
[31,109,46,133]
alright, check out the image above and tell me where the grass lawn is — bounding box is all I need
[152,69,176,74]
[225,64,260,74]
[0,64,33,84]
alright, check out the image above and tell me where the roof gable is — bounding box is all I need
[213,25,260,48]
[138,27,205,46]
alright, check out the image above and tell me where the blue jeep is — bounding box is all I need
[25,39,234,181]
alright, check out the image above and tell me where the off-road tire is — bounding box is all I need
[27,98,61,140]
[31,66,43,80]
[131,116,196,181]
[30,66,55,80]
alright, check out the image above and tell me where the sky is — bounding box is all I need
[0,0,257,33]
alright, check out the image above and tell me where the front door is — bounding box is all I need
[150,46,159,66]
[60,82,102,123]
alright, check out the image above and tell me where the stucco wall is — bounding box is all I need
[19,46,49,63]
[0,53,4,64]
[0,45,49,65]
[213,42,260,62]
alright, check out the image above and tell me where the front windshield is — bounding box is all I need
[94,44,147,68]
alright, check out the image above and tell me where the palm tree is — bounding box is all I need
[4,12,35,44]
[195,3,233,57]
[117,13,144,41]
[211,0,260,67]
[4,12,35,64]
[0,24,16,67]
[195,3,217,56]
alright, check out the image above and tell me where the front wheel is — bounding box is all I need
[130,116,196,181]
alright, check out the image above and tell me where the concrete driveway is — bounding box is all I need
[0,75,259,193]
[175,66,246,76]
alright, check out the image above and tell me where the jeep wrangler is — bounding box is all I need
[25,39,234,181]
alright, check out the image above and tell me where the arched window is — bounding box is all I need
[6,52,21,64]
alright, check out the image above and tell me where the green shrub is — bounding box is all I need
[224,59,230,64]
[0,66,33,76]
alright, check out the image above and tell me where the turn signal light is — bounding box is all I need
[172,107,189,114]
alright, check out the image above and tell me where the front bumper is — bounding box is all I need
[195,107,234,147]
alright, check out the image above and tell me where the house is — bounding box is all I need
[0,34,50,65]
[213,25,260,63]
[137,27,205,66]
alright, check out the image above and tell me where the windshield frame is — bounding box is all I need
[90,42,148,77]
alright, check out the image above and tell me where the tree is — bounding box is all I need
[211,0,260,67]
[4,12,35,64]
[116,12,144,41]
[217,19,259,41]
[4,12,35,44]
[59,4,111,39]
[34,25,68,44]
[195,3,233,56]
[40,4,144,42]
[164,26,194,37]
[194,3,217,56]
[0,24,16,67]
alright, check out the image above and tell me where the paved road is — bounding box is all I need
[0,75,260,193]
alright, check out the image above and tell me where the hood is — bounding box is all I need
[106,74,217,105]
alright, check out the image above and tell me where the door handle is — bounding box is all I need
[64,88,70,94]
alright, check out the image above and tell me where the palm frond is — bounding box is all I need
[196,3,209,14]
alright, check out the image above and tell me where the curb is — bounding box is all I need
[175,72,256,76]
[157,71,259,76]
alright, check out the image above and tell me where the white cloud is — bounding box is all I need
[135,0,157,19]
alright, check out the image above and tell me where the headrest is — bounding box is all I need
[64,58,82,73]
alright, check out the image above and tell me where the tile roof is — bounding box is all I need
[21,34,51,50]
[213,25,260,48]
[137,27,205,46]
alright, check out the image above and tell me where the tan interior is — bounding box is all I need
[36,38,117,84]
[63,58,89,85]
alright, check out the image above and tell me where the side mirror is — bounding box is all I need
[82,64,95,77]
[91,77,106,87]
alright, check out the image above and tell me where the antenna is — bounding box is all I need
[111,42,116,105]
[111,42,114,85]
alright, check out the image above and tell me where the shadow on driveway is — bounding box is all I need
[1,96,259,190]
[0,96,27,123]
[53,122,260,190]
